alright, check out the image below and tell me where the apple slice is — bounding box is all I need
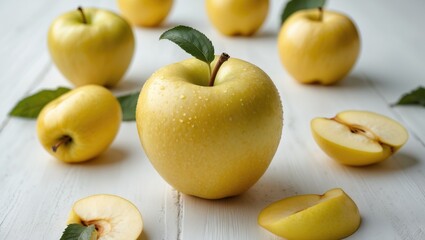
[258,188,361,240]
[67,194,143,239]
[311,110,408,166]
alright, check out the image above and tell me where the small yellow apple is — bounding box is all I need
[67,194,143,239]
[117,0,173,27]
[258,188,361,240]
[206,0,269,36]
[278,8,360,84]
[136,56,283,199]
[37,85,121,163]
[48,7,135,87]
[311,110,409,166]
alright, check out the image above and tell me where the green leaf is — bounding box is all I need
[280,0,326,25]
[9,87,71,118]
[60,224,97,240]
[117,92,140,121]
[160,25,215,64]
[394,86,425,107]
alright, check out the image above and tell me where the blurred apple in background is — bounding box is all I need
[48,7,135,87]
[117,0,173,27]
[206,0,269,36]
[278,8,360,85]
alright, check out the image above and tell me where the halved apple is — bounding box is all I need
[311,110,408,166]
[258,188,361,240]
[67,194,143,239]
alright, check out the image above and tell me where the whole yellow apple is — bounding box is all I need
[37,85,121,163]
[48,7,135,87]
[206,0,269,36]
[258,188,361,240]
[278,8,360,84]
[136,56,283,199]
[117,0,173,27]
[311,110,408,166]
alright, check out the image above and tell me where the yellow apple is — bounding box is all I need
[278,8,360,84]
[37,85,121,163]
[311,110,409,166]
[136,56,283,199]
[67,194,143,239]
[258,188,361,240]
[117,0,173,27]
[206,0,269,36]
[48,7,135,87]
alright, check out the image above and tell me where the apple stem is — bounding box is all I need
[52,135,72,152]
[208,53,230,87]
[78,6,87,24]
[318,7,323,21]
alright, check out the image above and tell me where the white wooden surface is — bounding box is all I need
[1,0,425,239]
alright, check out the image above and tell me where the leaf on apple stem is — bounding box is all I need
[9,87,71,118]
[280,0,326,25]
[60,224,97,240]
[159,25,215,65]
[393,86,425,107]
[117,91,140,121]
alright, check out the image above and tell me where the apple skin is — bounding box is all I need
[258,188,361,240]
[117,0,173,27]
[206,0,269,36]
[37,85,121,163]
[136,56,283,199]
[278,9,360,84]
[48,8,135,87]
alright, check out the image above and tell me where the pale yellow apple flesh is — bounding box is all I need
[117,0,173,27]
[67,194,143,239]
[206,0,269,36]
[136,56,283,199]
[48,8,135,87]
[278,9,360,84]
[258,188,361,240]
[37,85,121,163]
[311,110,408,166]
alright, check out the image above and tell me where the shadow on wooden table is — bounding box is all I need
[82,147,128,166]
[345,152,419,174]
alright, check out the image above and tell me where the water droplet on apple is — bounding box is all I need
[179,119,184,123]
[180,95,186,99]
